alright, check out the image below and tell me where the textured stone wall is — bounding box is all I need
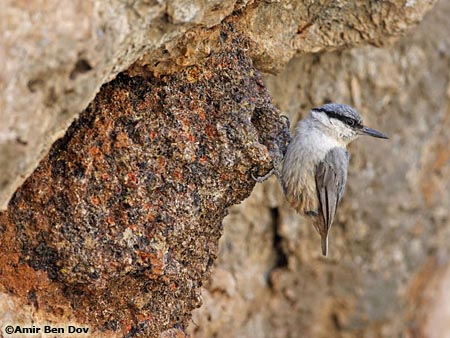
[189,1,450,337]
[0,35,289,337]
[0,0,435,209]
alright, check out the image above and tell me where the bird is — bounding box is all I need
[280,103,388,256]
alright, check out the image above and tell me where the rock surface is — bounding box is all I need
[0,0,435,209]
[188,1,450,337]
[0,35,289,337]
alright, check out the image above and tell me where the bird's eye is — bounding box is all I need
[346,119,355,127]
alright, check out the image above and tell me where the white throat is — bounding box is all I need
[310,111,358,146]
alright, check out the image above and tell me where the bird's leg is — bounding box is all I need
[251,167,276,183]
[251,166,288,197]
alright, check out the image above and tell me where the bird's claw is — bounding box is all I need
[280,115,290,128]
[251,167,277,183]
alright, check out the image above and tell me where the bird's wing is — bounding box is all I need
[315,147,349,255]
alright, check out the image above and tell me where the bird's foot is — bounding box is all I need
[251,167,277,183]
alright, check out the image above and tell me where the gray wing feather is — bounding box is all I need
[315,148,349,254]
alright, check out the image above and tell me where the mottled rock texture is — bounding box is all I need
[0,36,289,337]
[0,0,435,209]
[188,1,450,337]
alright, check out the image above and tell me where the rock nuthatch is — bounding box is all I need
[280,103,388,256]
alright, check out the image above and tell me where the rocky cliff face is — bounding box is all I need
[0,0,435,210]
[189,1,450,337]
[1,0,447,337]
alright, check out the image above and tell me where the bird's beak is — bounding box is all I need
[360,126,389,139]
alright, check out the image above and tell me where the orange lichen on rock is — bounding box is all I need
[0,32,289,337]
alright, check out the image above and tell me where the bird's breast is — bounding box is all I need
[281,124,344,215]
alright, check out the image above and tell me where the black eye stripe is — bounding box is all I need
[312,108,361,127]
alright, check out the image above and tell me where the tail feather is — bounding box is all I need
[321,235,328,256]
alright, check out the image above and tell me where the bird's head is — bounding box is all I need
[310,103,388,145]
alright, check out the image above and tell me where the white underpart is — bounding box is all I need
[281,111,356,211]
